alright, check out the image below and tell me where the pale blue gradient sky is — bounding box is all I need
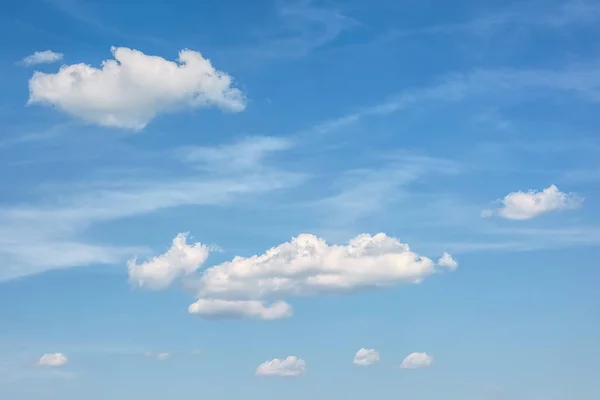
[1,0,600,399]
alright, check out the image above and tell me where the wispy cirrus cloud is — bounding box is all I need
[377,0,600,42]
[228,0,359,62]
[287,61,600,252]
[309,154,462,228]
[7,53,600,283]
[0,136,304,282]
[305,63,600,137]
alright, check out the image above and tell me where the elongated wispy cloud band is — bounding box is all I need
[0,136,302,282]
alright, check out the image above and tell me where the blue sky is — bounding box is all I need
[1,0,600,398]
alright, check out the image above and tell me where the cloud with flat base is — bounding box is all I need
[37,353,69,367]
[399,352,433,369]
[256,356,306,377]
[482,184,582,220]
[353,348,380,366]
[27,47,246,130]
[21,50,64,66]
[132,232,457,320]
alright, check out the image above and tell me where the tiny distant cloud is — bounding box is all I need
[145,352,170,361]
[256,356,306,377]
[353,348,380,366]
[191,349,201,355]
[483,184,582,220]
[21,50,64,66]
[399,352,433,369]
[437,252,458,270]
[37,353,69,367]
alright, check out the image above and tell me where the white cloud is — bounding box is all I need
[128,233,210,290]
[0,135,301,282]
[37,353,68,367]
[188,299,292,320]
[179,136,294,173]
[21,50,63,66]
[256,356,306,377]
[437,252,458,269]
[399,352,433,369]
[182,232,456,319]
[353,348,380,366]
[145,352,170,361]
[483,184,583,220]
[195,233,456,299]
[28,47,246,130]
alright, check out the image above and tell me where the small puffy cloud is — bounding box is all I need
[188,299,292,320]
[186,233,457,319]
[482,184,582,220]
[191,349,201,355]
[353,348,380,366]
[37,353,68,367]
[399,352,433,369]
[21,50,63,66]
[437,252,458,270]
[28,47,246,130]
[256,356,306,377]
[128,233,210,290]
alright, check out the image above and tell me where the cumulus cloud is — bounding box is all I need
[399,352,433,369]
[128,233,210,290]
[482,184,582,220]
[188,299,292,320]
[133,232,456,320]
[37,353,68,367]
[437,252,458,269]
[28,47,246,130]
[256,356,306,377]
[21,50,63,66]
[187,233,457,319]
[353,348,380,366]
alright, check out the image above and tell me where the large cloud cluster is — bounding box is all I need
[130,232,457,320]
